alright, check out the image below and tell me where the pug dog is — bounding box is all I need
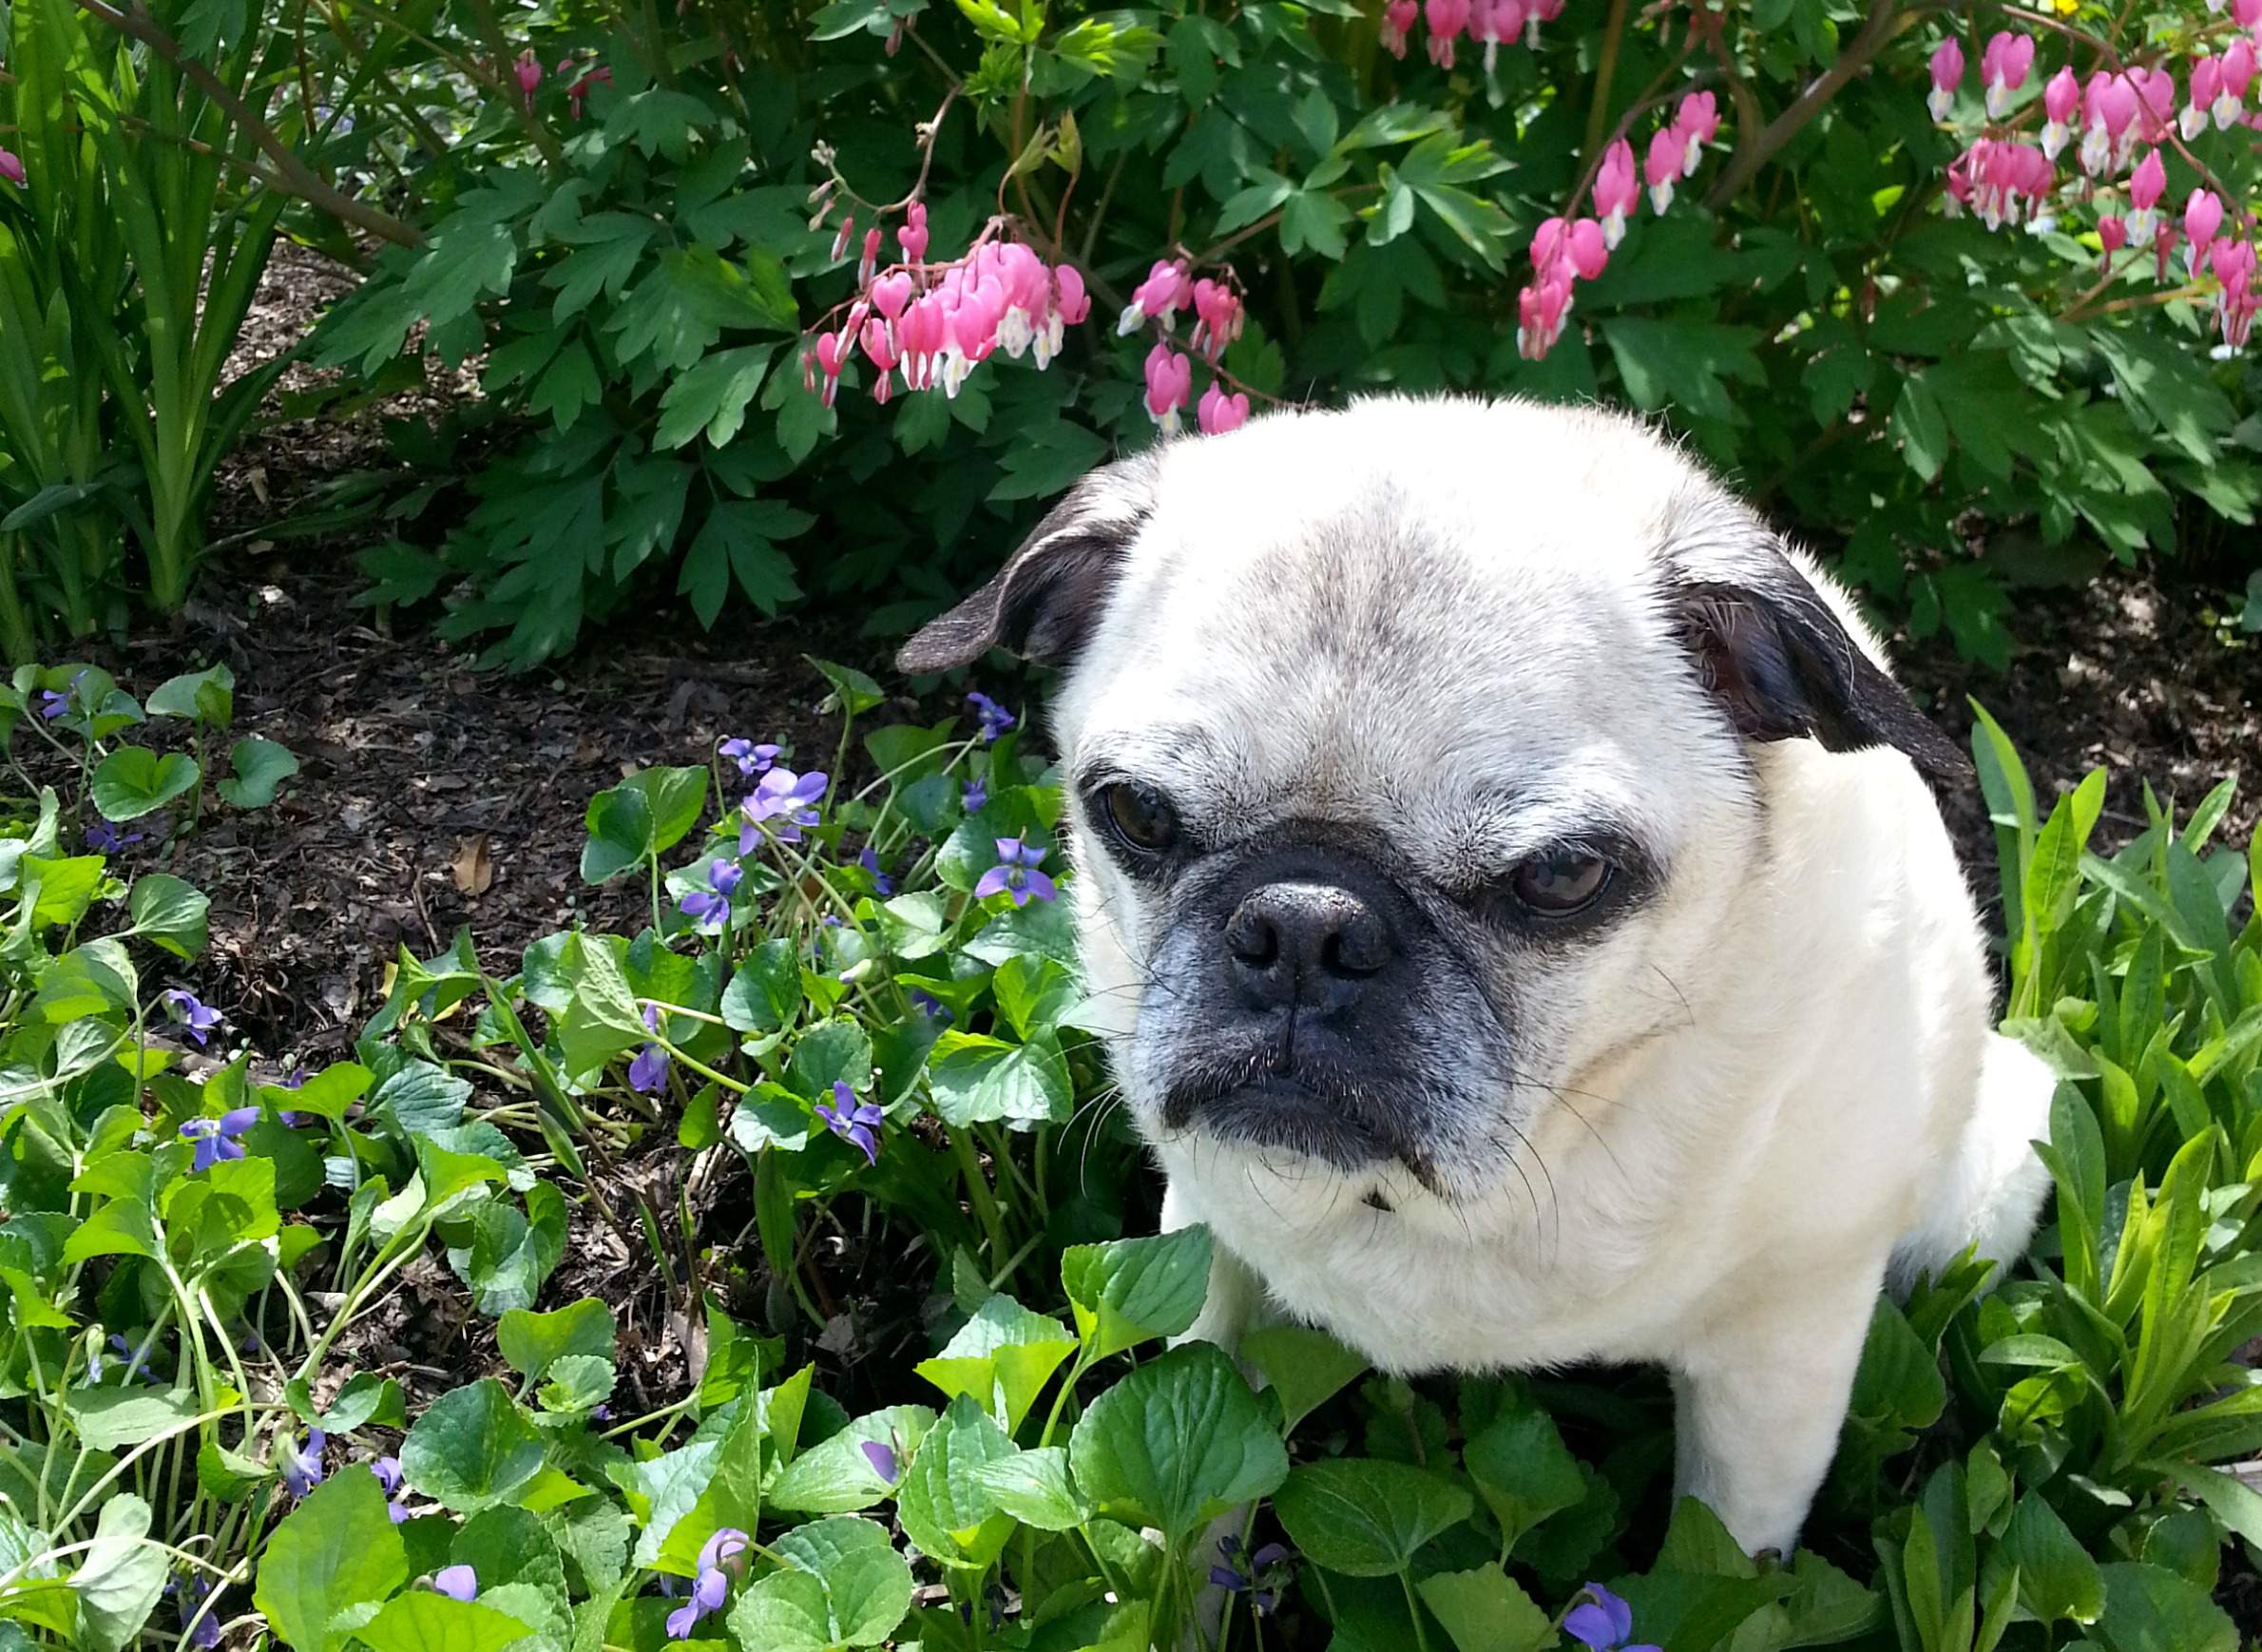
[898,395,2055,1556]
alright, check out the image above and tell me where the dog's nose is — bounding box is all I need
[1224,881,1392,1008]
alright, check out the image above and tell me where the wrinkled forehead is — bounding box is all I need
[1052,411,1737,869]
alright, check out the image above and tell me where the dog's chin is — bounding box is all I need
[1196,1078,1396,1173]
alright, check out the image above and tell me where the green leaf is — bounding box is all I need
[914,1294,1078,1431]
[1241,1325,1368,1434]
[2003,1492,2103,1628]
[769,1406,938,1515]
[218,738,300,809]
[1889,371,1951,483]
[1416,1565,1555,1652]
[2095,1561,2236,1652]
[126,874,209,961]
[498,1297,616,1382]
[656,345,780,450]
[357,1592,533,1652]
[1462,1400,1585,1552]
[1273,1458,1473,1577]
[144,665,234,727]
[969,1447,1092,1531]
[62,1387,198,1450]
[926,1030,1072,1126]
[399,1379,546,1512]
[722,939,803,1033]
[582,768,709,881]
[770,1517,913,1646]
[20,855,105,928]
[90,749,199,823]
[1601,319,1766,424]
[72,1493,166,1652]
[1061,1226,1213,1359]
[1067,1342,1287,1545]
[252,1464,411,1652]
[896,1394,1019,1570]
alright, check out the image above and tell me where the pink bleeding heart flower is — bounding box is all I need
[1469,0,1524,70]
[1053,263,1090,327]
[2152,220,2179,284]
[2216,40,2255,129]
[1379,0,1419,57]
[1189,279,1243,362]
[2041,65,2080,158]
[898,296,946,391]
[2124,147,2166,243]
[870,271,914,325]
[2184,57,2221,140]
[2211,238,2255,350]
[513,50,543,105]
[1197,381,1250,434]
[1980,32,2034,120]
[2182,190,2223,278]
[858,317,899,403]
[1142,343,1193,432]
[2080,72,2138,176]
[1927,39,1965,121]
[2236,0,2262,28]
[812,330,849,407]
[2126,66,2175,143]
[1118,258,1195,335]
[0,149,23,188]
[898,202,930,262]
[1515,274,1574,360]
[1644,126,1682,213]
[1593,139,1639,248]
[857,226,882,286]
[1425,0,1470,67]
[1674,92,1719,177]
[1524,0,1562,47]
[2097,213,2129,259]
[1564,217,1609,280]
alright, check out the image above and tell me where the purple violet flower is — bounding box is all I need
[38,689,68,720]
[908,989,952,1026]
[172,1576,221,1650]
[719,738,781,777]
[161,989,222,1047]
[710,859,744,898]
[281,1430,326,1500]
[86,822,143,854]
[962,778,987,814]
[973,838,1057,907]
[680,888,730,933]
[861,1439,900,1485]
[857,846,894,895]
[628,1044,671,1094]
[814,1080,883,1166]
[106,1335,157,1383]
[431,1566,478,1603]
[739,767,829,849]
[1211,1537,1292,1618]
[1564,1584,1660,1652]
[665,1528,750,1639]
[966,691,1016,743]
[180,1107,259,1173]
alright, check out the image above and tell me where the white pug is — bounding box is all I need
[900,395,2055,1556]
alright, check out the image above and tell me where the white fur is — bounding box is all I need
[1045,396,2055,1556]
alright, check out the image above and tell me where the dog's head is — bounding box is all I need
[900,397,1965,1229]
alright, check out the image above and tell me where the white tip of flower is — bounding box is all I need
[1156,408,1181,436]
[1984,85,2009,120]
[1648,181,1675,215]
[1116,302,1146,336]
[2042,123,2068,160]
[2179,108,2209,141]
[1927,87,1954,122]
[2214,95,2243,129]
[1601,211,1626,250]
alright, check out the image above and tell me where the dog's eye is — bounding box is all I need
[1100,782,1178,855]
[1509,850,1613,917]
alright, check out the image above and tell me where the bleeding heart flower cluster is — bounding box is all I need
[1929,27,2259,352]
[1519,92,1717,361]
[1379,0,1567,70]
[801,199,1092,409]
[1120,259,1253,434]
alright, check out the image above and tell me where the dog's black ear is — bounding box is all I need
[896,456,1158,674]
[1669,547,1971,792]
